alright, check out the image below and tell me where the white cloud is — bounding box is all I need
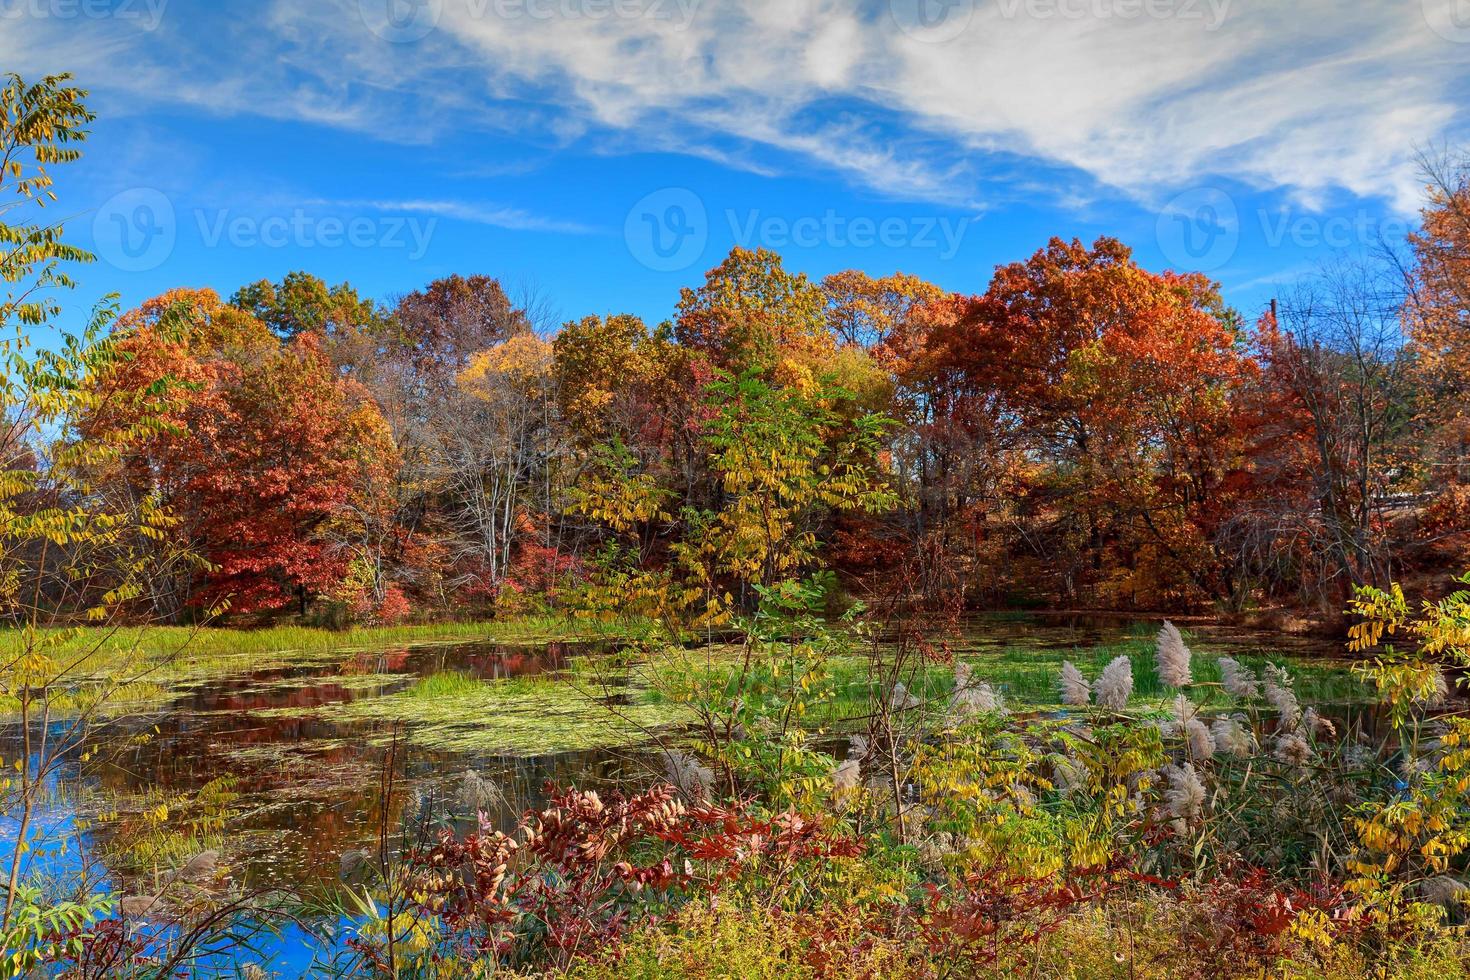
[13,0,1469,214]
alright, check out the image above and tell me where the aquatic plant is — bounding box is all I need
[1092,656,1133,711]
[1059,661,1091,706]
[1218,656,1262,699]
[1155,621,1193,689]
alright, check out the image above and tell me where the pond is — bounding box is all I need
[0,613,1362,974]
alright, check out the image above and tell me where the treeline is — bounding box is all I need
[7,78,1469,628]
[70,157,1470,625]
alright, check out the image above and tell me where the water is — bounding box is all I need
[0,614,1353,973]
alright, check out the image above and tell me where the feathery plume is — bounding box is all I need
[1164,763,1207,827]
[890,682,923,712]
[1217,657,1261,699]
[175,850,219,885]
[949,666,1006,722]
[1342,741,1377,769]
[1093,656,1133,711]
[1171,694,1199,724]
[1210,716,1255,758]
[1413,672,1450,708]
[1155,621,1193,688]
[1419,876,1470,909]
[1263,665,1302,729]
[1185,719,1215,761]
[459,769,504,814]
[832,757,862,797]
[1273,732,1313,767]
[339,849,374,884]
[119,894,168,921]
[662,750,714,802]
[1060,661,1092,706]
[1053,755,1090,795]
[1300,708,1337,741]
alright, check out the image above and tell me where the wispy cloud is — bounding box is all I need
[16,0,1470,214]
[308,198,598,235]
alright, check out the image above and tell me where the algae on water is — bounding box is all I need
[254,673,692,756]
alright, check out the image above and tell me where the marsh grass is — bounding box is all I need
[0,616,659,717]
[641,632,1366,732]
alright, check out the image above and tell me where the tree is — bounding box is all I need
[391,273,533,386]
[80,289,399,618]
[452,334,561,596]
[675,247,833,379]
[231,270,380,341]
[687,372,896,603]
[0,75,208,949]
[0,73,93,333]
[881,238,1251,607]
[1238,261,1414,604]
[822,269,947,349]
[1407,149,1470,565]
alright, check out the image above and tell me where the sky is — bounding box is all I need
[7,0,1470,330]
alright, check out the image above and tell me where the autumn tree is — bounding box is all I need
[675,247,834,380]
[1230,260,1415,605]
[877,292,1022,600]
[80,289,399,619]
[822,269,947,349]
[231,270,380,341]
[1407,149,1470,563]
[391,273,533,386]
[452,334,562,597]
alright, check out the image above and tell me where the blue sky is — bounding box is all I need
[8,0,1470,330]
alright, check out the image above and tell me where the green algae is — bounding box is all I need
[252,673,692,756]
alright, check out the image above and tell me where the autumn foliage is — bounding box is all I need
[69,150,1470,623]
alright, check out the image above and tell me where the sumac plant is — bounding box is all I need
[372,784,864,972]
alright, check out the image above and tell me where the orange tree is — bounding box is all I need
[78,289,398,619]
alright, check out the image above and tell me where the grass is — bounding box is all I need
[640,630,1367,732]
[0,615,661,717]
